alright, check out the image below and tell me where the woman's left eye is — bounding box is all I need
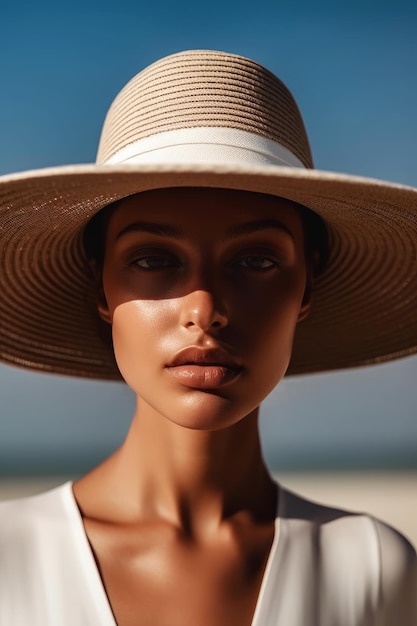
[234,256,278,271]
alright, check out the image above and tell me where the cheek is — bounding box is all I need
[110,300,173,387]
[243,269,306,331]
[241,274,306,375]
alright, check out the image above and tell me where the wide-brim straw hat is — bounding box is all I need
[1,49,417,380]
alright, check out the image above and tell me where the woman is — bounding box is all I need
[0,50,416,625]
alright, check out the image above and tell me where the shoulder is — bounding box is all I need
[278,483,417,624]
[371,517,417,625]
[0,483,73,577]
[0,483,100,623]
[279,482,416,547]
[278,482,416,567]
[0,482,71,528]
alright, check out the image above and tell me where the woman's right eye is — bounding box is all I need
[131,254,177,271]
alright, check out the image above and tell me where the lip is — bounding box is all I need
[166,347,243,389]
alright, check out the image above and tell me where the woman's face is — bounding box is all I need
[98,188,310,431]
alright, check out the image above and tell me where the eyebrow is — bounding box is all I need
[115,218,295,242]
[116,221,184,241]
[227,218,295,240]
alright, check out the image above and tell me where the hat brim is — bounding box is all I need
[1,162,417,379]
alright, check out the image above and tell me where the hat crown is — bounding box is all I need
[96,49,313,168]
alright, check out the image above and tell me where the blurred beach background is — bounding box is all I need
[1,0,416,547]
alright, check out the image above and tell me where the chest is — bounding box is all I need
[84,519,275,626]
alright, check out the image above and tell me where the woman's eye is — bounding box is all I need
[132,255,176,270]
[235,256,278,271]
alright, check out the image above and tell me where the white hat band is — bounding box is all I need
[103,127,306,168]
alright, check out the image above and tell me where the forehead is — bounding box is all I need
[106,187,305,241]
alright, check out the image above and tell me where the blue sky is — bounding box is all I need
[1,1,416,475]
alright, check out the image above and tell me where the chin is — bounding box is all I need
[169,393,260,431]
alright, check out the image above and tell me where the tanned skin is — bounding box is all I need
[73,188,312,626]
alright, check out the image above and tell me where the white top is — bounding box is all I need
[0,481,415,626]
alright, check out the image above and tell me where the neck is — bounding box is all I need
[92,397,276,532]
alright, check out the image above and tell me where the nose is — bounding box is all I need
[179,289,229,332]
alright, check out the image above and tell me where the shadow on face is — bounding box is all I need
[83,187,328,382]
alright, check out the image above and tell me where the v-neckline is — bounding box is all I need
[63,480,283,626]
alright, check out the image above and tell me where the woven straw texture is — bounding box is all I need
[97,50,313,168]
[0,50,417,379]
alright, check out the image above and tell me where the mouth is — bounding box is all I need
[166,348,243,389]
